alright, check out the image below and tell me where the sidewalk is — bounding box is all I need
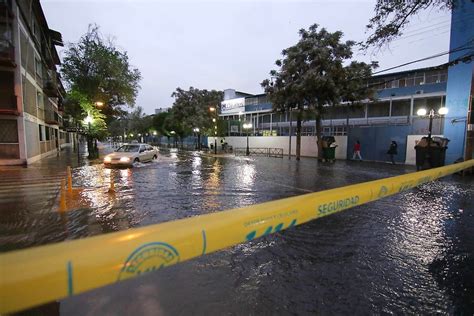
[0,144,110,227]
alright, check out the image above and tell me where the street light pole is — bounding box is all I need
[243,122,252,156]
[210,106,218,154]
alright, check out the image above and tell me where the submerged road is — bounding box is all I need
[1,147,473,314]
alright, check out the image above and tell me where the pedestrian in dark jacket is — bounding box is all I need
[387,141,398,164]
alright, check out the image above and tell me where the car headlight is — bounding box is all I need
[120,157,130,162]
[104,156,112,163]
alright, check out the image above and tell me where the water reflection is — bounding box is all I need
[3,150,474,314]
[236,163,256,188]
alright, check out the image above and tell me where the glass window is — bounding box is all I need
[36,91,44,109]
[398,78,406,88]
[45,126,50,141]
[35,57,42,78]
[391,99,411,116]
[414,76,424,85]
[405,76,415,87]
[367,101,390,117]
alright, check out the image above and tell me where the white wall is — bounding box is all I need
[405,134,443,165]
[208,136,348,159]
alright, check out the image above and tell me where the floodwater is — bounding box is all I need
[1,147,473,314]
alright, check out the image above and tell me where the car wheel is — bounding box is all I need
[153,155,157,160]
[134,158,140,163]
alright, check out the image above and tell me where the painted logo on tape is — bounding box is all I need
[118,242,180,281]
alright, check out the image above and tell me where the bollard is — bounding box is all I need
[67,166,73,194]
[59,179,66,212]
[108,176,115,194]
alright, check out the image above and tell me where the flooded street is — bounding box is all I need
[1,147,473,314]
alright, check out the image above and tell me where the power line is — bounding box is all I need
[373,41,473,75]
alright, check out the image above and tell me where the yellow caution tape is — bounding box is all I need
[0,160,473,313]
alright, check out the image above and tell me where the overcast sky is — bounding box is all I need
[42,0,452,114]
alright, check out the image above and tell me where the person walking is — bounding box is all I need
[387,141,398,165]
[352,140,362,161]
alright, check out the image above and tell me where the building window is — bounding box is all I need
[405,76,415,87]
[35,57,42,78]
[36,91,44,109]
[398,78,406,88]
[45,126,50,141]
[0,120,19,143]
[39,125,44,141]
[367,101,390,117]
[414,74,424,85]
[391,99,411,116]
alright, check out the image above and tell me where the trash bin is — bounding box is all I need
[415,136,449,170]
[321,136,337,162]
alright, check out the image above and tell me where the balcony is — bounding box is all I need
[0,94,18,115]
[43,70,59,97]
[0,39,15,68]
[44,109,59,125]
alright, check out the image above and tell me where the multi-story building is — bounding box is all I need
[0,0,70,165]
[218,63,457,163]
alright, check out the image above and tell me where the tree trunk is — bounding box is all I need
[296,110,302,161]
[315,114,323,161]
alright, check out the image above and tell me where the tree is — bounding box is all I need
[62,24,141,121]
[67,89,107,158]
[365,0,453,49]
[262,24,377,160]
[170,87,223,136]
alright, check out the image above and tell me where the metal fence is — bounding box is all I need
[234,147,284,158]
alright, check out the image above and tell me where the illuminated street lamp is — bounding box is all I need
[84,115,94,158]
[243,122,253,156]
[417,107,449,139]
[95,101,104,107]
[193,127,201,150]
[210,106,218,154]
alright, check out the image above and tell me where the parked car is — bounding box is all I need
[103,143,158,167]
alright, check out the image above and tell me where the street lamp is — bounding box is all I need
[84,115,94,158]
[210,106,218,154]
[193,127,201,150]
[417,107,449,139]
[95,101,104,107]
[243,122,252,156]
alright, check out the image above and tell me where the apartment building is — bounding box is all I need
[0,0,69,165]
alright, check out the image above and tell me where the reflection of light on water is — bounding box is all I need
[120,169,132,186]
[382,183,456,292]
[206,160,221,189]
[192,155,202,188]
[237,164,256,188]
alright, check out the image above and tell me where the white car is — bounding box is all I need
[104,143,158,167]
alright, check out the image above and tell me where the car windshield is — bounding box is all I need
[116,145,139,153]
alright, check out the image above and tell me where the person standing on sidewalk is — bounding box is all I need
[387,141,398,164]
[352,140,362,161]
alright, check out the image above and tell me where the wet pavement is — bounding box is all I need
[1,146,473,314]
